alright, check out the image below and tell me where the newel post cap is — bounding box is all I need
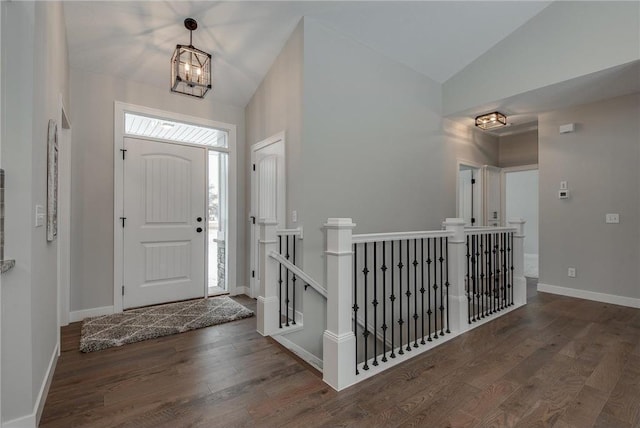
[258,218,279,226]
[443,218,466,226]
[324,218,356,229]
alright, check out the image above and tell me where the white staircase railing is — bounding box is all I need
[257,217,527,391]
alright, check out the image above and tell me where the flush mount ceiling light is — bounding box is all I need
[475,112,507,130]
[171,18,212,99]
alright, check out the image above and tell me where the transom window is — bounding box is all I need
[124,112,227,148]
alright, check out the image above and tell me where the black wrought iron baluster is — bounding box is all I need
[413,239,418,348]
[406,240,412,352]
[500,233,505,310]
[353,243,359,375]
[466,235,471,324]
[390,241,396,358]
[445,236,450,334]
[487,233,495,314]
[478,235,487,318]
[381,242,388,363]
[363,243,370,371]
[398,241,404,355]
[433,237,439,338]
[278,235,283,328]
[372,242,379,366]
[427,238,433,341]
[502,232,509,308]
[285,237,290,326]
[493,233,501,312]
[292,236,296,325]
[509,232,514,306]
[420,238,426,344]
[438,237,444,336]
[470,234,476,322]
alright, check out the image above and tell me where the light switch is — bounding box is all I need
[35,204,45,227]
[605,213,619,224]
[292,210,297,223]
[560,181,567,190]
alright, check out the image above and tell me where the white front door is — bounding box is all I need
[123,137,206,309]
[250,134,286,298]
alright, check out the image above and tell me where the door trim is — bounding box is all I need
[249,131,286,298]
[456,159,484,226]
[113,102,238,313]
[57,95,71,336]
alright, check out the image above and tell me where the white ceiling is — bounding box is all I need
[63,1,551,108]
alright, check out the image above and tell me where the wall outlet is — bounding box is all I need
[568,267,576,278]
[605,213,619,224]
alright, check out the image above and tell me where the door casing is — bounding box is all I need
[250,132,286,298]
[114,102,237,313]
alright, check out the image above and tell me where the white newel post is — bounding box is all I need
[323,218,357,391]
[257,219,280,336]
[508,218,527,306]
[444,218,469,334]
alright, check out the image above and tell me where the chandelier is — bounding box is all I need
[171,18,212,98]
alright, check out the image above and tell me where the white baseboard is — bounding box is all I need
[232,286,250,297]
[69,305,114,322]
[4,343,59,428]
[537,283,640,308]
[271,334,323,372]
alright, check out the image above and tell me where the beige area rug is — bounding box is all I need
[80,296,254,353]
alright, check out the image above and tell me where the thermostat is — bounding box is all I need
[558,190,570,199]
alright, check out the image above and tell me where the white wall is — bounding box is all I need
[1,1,70,423]
[539,93,640,300]
[444,1,640,115]
[506,170,538,255]
[284,19,497,358]
[69,69,246,312]
[246,20,303,230]
[499,131,538,168]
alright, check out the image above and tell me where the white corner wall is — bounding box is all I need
[289,19,498,358]
[539,93,640,302]
[69,69,246,312]
[1,1,70,424]
[444,1,640,115]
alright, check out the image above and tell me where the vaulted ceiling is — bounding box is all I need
[64,1,551,108]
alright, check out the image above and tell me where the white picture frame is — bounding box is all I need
[47,119,58,242]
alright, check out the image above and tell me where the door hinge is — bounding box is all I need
[471,217,476,224]
[252,163,256,171]
[119,217,127,227]
[252,270,255,278]
[120,149,127,160]
[250,216,256,224]
[122,285,125,296]
[471,178,476,184]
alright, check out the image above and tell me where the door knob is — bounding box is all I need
[197,217,203,222]
[196,227,203,233]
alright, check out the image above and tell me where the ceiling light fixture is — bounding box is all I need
[475,112,507,130]
[171,18,212,99]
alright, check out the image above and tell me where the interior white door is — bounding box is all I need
[123,137,206,309]
[250,136,286,298]
[484,166,502,226]
[458,169,474,226]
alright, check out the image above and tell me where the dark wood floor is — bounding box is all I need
[41,280,640,428]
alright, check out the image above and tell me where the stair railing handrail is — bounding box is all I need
[353,229,453,244]
[464,226,517,235]
[269,251,327,298]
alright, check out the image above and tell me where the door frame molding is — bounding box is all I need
[113,101,238,313]
[456,159,484,226]
[249,131,286,298]
[57,95,71,336]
